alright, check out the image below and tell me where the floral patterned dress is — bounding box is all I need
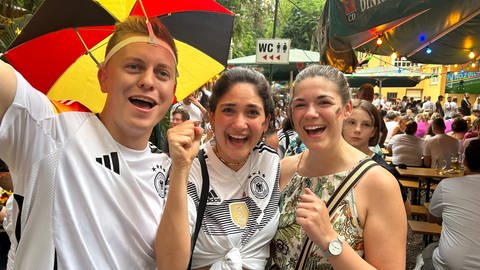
[271,170,364,270]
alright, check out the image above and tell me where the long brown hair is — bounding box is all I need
[351,99,380,146]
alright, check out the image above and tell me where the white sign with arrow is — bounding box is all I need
[256,38,291,64]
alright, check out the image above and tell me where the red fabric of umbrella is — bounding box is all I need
[4,0,234,112]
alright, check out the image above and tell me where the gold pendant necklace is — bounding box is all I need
[213,145,247,168]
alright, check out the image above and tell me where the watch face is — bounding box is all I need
[328,239,343,256]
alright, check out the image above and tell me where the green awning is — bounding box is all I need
[346,66,429,96]
[227,48,320,81]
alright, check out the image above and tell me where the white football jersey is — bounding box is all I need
[0,72,170,270]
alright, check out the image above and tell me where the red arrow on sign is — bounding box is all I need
[269,55,274,60]
[262,55,267,60]
[276,55,281,60]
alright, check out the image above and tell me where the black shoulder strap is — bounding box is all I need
[187,149,209,269]
[295,159,378,270]
[284,130,290,150]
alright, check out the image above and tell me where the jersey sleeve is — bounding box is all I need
[0,71,56,173]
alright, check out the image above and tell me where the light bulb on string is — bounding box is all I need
[376,36,383,46]
[472,62,477,68]
[469,51,475,59]
[391,51,398,60]
[426,47,432,54]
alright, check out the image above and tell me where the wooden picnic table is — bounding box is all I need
[396,167,463,202]
[396,167,461,179]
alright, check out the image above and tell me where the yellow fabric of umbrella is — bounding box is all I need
[47,0,226,112]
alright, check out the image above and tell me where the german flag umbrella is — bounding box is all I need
[3,0,234,112]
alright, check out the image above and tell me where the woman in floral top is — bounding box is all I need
[271,65,406,269]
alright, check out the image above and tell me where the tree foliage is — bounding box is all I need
[279,0,324,51]
[218,0,324,57]
[0,0,42,51]
[218,0,274,58]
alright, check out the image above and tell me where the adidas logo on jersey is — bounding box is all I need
[96,152,120,174]
[207,189,221,203]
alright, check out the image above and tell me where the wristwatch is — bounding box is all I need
[326,235,344,257]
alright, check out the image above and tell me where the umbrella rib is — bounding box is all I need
[74,27,101,67]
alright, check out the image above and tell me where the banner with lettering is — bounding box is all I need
[445,71,480,94]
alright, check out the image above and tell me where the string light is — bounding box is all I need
[469,51,475,59]
[391,51,398,60]
[376,36,383,46]
[472,62,477,68]
[426,47,432,54]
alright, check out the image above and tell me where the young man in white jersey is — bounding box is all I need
[0,16,179,269]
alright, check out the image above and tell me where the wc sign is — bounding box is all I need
[256,39,290,64]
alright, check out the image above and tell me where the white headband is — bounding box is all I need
[102,35,177,67]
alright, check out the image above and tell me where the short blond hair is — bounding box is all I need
[105,16,177,61]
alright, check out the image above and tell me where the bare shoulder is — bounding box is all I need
[356,164,401,198]
[279,155,299,191]
[355,164,406,228]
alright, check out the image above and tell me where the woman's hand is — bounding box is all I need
[296,188,338,250]
[167,120,203,169]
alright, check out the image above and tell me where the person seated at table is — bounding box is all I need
[423,118,460,169]
[387,120,424,167]
[447,117,468,141]
[343,100,409,210]
[421,140,480,270]
[356,83,388,151]
[384,110,400,143]
[414,112,430,138]
[462,118,480,153]
[389,115,410,139]
[464,117,480,140]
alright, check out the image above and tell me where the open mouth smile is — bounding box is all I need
[129,96,157,110]
[228,134,248,144]
[304,125,326,135]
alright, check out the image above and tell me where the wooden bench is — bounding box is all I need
[410,204,428,220]
[408,220,442,246]
[399,179,421,204]
[399,179,420,189]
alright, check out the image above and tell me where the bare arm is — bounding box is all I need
[190,96,209,122]
[156,121,203,270]
[357,167,407,269]
[296,166,407,269]
[0,60,17,122]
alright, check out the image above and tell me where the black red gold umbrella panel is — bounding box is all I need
[4,0,234,112]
